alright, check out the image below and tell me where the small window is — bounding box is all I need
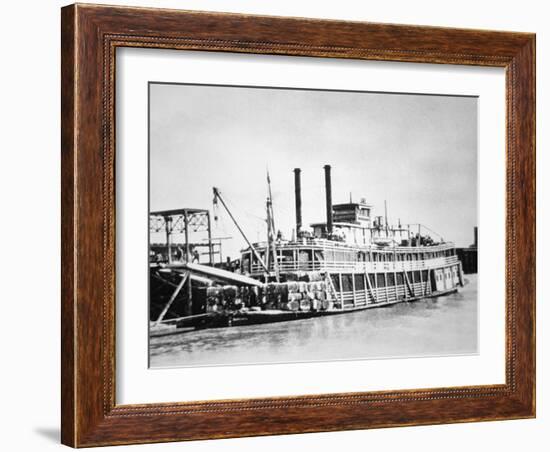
[342,274,353,291]
[368,273,376,287]
[298,249,311,262]
[242,256,251,273]
[354,274,365,290]
[331,274,341,291]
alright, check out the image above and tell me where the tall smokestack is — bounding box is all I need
[324,165,333,234]
[293,168,302,235]
[474,226,478,248]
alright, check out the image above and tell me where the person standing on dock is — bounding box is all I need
[192,246,200,263]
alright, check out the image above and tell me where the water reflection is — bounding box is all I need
[150,275,478,368]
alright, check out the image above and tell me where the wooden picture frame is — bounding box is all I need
[61,3,535,447]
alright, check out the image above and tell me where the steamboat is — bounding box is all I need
[149,165,464,334]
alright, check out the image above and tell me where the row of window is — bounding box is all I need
[250,248,455,262]
[331,270,432,291]
[362,249,455,262]
[242,247,456,272]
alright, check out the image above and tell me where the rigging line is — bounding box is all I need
[227,209,266,224]
[411,223,445,239]
[215,216,229,235]
[221,191,266,223]
[222,186,265,205]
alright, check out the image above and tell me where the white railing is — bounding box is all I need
[245,239,456,255]
[250,256,459,275]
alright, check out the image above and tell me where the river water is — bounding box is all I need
[149,274,478,368]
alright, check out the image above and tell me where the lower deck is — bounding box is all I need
[149,261,464,332]
[329,264,463,310]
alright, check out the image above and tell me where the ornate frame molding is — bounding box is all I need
[62,4,535,447]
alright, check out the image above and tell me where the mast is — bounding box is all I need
[384,200,388,234]
[212,187,269,274]
[293,168,302,236]
[266,170,280,282]
[266,197,271,270]
[324,165,333,234]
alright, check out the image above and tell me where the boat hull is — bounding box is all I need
[150,286,459,337]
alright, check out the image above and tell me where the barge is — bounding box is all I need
[149,165,464,334]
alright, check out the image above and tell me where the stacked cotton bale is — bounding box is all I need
[206,280,331,313]
[206,286,223,312]
[263,283,283,309]
[286,281,299,292]
[241,286,260,308]
[222,285,238,299]
[307,272,324,282]
[222,285,238,309]
[284,292,301,311]
[300,296,312,312]
[279,280,329,312]
[311,281,329,309]
[206,285,245,312]
[310,293,322,311]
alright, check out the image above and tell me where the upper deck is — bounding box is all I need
[240,193,457,277]
[241,238,459,277]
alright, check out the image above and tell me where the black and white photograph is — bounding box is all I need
[2,0,542,450]
[148,82,479,368]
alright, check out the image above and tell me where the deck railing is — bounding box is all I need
[246,239,455,254]
[250,255,459,275]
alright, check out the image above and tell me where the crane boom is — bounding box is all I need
[212,187,269,274]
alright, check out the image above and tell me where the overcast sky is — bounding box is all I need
[149,83,477,259]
